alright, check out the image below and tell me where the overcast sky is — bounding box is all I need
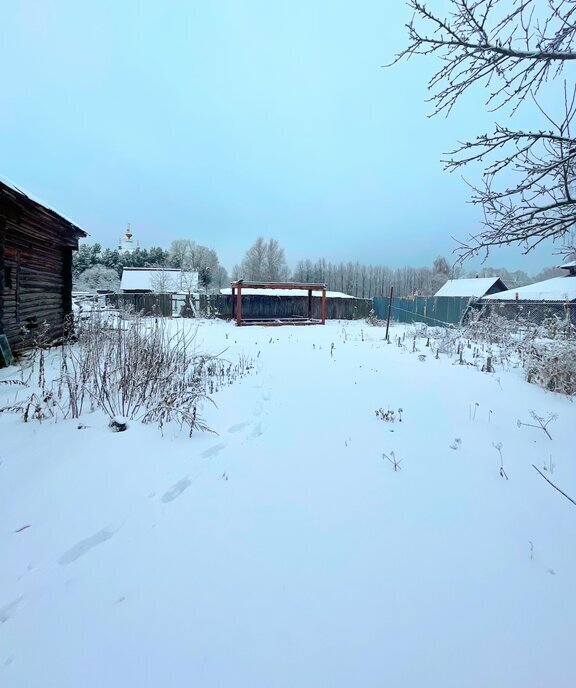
[0,0,561,273]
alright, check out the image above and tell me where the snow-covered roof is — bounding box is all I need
[434,277,505,298]
[482,275,576,302]
[0,175,87,237]
[121,268,198,292]
[220,288,355,299]
[559,260,576,269]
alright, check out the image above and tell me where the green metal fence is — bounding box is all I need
[372,296,474,327]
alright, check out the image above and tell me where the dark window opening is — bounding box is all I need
[4,266,12,289]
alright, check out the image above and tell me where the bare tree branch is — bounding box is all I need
[390,0,576,259]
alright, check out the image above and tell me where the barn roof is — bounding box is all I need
[0,177,87,239]
[434,277,506,298]
[482,275,576,302]
[120,267,197,292]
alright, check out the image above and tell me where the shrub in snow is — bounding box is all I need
[524,341,576,396]
[461,309,576,396]
[366,309,379,326]
[2,309,253,436]
[62,310,253,434]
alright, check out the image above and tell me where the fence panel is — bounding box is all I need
[475,301,576,334]
[106,293,372,321]
[203,295,371,320]
[107,293,173,317]
[373,296,473,327]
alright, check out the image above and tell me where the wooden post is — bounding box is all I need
[231,287,236,321]
[321,288,326,324]
[307,289,312,319]
[236,285,242,326]
[385,285,394,341]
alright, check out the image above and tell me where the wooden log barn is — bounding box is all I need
[0,180,87,357]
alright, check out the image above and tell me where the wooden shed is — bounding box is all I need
[0,180,87,355]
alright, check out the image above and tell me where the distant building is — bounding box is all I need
[118,223,137,253]
[481,267,576,303]
[434,276,508,298]
[559,259,576,277]
[478,264,576,327]
[120,267,198,294]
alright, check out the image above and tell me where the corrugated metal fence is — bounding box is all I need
[373,296,473,327]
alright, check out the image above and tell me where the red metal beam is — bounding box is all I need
[230,281,326,291]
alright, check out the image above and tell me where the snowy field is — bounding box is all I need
[1,319,575,688]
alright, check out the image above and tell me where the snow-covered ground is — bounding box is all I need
[1,320,575,688]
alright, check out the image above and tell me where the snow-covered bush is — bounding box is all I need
[463,309,576,395]
[365,309,379,326]
[2,309,253,434]
[62,309,253,433]
[539,314,576,341]
[407,308,576,396]
[524,341,576,396]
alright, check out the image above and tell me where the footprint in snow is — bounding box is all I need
[249,423,264,439]
[161,477,193,503]
[0,596,24,624]
[201,443,226,458]
[59,528,115,565]
[228,421,251,434]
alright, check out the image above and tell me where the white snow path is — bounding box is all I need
[1,320,575,687]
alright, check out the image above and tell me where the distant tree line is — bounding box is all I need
[73,244,170,278]
[73,235,566,297]
[289,257,455,299]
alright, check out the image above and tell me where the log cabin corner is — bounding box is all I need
[0,180,87,357]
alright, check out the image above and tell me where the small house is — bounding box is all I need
[480,264,576,326]
[434,277,508,298]
[1,180,87,355]
[120,267,198,294]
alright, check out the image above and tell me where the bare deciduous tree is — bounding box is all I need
[392,0,576,260]
[169,240,220,291]
[238,237,289,281]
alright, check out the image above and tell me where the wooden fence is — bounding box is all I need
[106,293,371,320]
[202,294,372,321]
[106,293,173,317]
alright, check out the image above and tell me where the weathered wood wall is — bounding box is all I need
[107,293,174,317]
[205,294,372,320]
[0,184,85,354]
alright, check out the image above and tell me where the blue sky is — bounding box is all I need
[0,0,559,273]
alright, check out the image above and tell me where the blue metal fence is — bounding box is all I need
[372,296,474,327]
